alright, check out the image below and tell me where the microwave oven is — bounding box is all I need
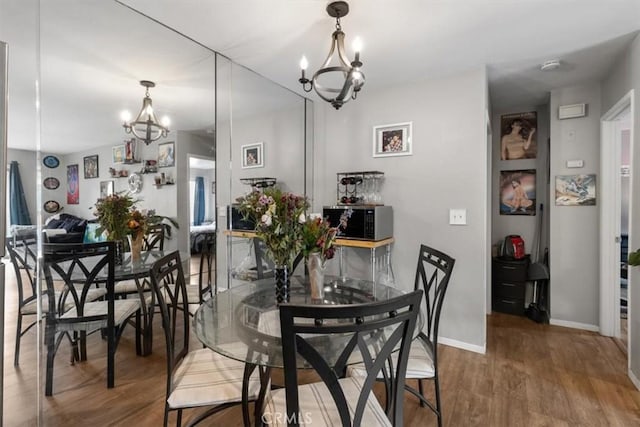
[322,205,393,241]
[228,205,256,231]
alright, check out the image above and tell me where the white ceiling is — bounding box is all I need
[2,0,640,153]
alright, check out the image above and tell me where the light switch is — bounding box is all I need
[449,209,467,225]
[566,159,584,168]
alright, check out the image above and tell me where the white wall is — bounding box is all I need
[549,84,601,328]
[316,68,489,351]
[601,32,640,387]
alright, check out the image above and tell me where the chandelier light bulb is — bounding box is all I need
[300,56,309,71]
[161,116,170,127]
[352,37,363,54]
[120,110,131,122]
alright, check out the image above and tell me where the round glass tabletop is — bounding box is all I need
[193,276,418,369]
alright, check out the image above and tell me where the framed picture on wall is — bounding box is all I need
[241,142,264,168]
[67,164,79,205]
[555,174,596,206]
[112,145,125,164]
[500,111,537,160]
[372,122,412,157]
[99,180,114,200]
[158,141,175,167]
[83,155,99,179]
[499,169,536,215]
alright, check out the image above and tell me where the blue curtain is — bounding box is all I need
[193,176,205,226]
[9,161,32,225]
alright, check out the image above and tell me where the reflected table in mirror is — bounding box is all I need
[193,275,419,369]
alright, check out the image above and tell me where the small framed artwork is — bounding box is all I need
[555,174,596,206]
[373,122,413,157]
[242,142,264,168]
[99,180,114,200]
[112,145,125,164]
[67,164,79,205]
[158,141,175,168]
[83,155,99,179]
[499,169,536,215]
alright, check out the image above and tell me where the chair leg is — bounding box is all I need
[434,376,442,427]
[163,404,169,427]
[45,326,56,396]
[135,310,142,356]
[176,409,182,427]
[14,314,22,366]
[418,379,426,407]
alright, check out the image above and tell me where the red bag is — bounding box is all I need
[501,235,525,260]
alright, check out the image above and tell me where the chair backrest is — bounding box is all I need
[6,233,39,309]
[197,232,216,301]
[279,289,423,427]
[414,244,455,357]
[42,242,115,325]
[148,251,189,398]
[144,224,165,251]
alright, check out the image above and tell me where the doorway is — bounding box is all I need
[600,90,634,357]
[188,155,216,281]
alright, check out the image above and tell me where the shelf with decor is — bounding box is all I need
[240,177,277,190]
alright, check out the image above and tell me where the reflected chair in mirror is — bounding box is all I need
[149,251,262,427]
[42,241,142,396]
[196,231,215,301]
[144,223,165,251]
[6,232,40,366]
[263,289,423,426]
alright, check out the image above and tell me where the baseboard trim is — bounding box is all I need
[549,318,599,332]
[629,369,640,391]
[438,337,486,355]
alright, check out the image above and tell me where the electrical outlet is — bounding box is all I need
[449,209,467,225]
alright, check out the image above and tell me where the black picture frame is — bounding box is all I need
[84,155,99,179]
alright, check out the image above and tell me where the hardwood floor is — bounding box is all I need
[3,260,640,426]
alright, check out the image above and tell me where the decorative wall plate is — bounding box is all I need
[128,173,143,193]
[44,200,61,214]
[43,177,60,190]
[43,155,60,169]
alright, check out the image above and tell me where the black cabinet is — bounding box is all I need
[492,257,529,316]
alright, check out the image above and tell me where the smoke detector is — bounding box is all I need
[540,59,561,71]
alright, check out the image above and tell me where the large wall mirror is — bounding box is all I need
[0,0,311,422]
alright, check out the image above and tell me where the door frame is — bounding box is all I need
[600,90,634,345]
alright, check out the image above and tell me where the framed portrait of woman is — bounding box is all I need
[500,112,537,160]
[241,142,264,169]
[372,122,412,157]
[499,169,536,215]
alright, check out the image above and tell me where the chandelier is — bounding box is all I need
[121,80,170,145]
[298,1,364,110]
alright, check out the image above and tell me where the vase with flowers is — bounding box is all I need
[237,187,309,303]
[94,193,137,264]
[301,210,351,300]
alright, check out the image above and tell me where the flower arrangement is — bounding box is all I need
[301,209,351,265]
[94,192,178,244]
[94,193,137,242]
[237,187,309,270]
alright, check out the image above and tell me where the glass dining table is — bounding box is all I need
[193,275,420,425]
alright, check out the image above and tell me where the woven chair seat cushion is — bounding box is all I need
[167,348,261,409]
[263,375,391,426]
[347,338,435,379]
[21,288,107,315]
[57,299,140,333]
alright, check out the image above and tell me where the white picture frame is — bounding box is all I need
[241,142,264,169]
[373,122,413,157]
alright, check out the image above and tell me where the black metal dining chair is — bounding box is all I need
[42,241,142,396]
[149,251,262,427]
[348,244,455,427]
[263,289,423,426]
[143,224,165,251]
[6,232,40,366]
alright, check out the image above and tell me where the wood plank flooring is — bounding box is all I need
[3,258,640,426]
